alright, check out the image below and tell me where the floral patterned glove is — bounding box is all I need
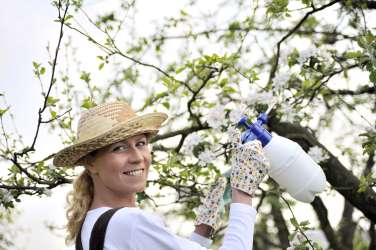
[230,139,270,196]
[194,177,227,231]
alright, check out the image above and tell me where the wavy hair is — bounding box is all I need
[65,169,93,244]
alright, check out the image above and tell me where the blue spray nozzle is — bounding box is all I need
[237,112,272,147]
[238,116,252,129]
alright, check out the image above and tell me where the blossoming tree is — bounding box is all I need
[1,0,375,249]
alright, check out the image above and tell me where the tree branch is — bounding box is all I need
[268,0,342,84]
[370,222,376,250]
[151,124,210,142]
[14,0,69,158]
[352,0,376,9]
[338,200,356,250]
[152,27,354,42]
[326,86,375,96]
[270,198,290,248]
[311,197,344,250]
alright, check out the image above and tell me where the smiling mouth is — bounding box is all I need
[123,169,144,176]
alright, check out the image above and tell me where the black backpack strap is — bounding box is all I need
[75,207,122,250]
[89,207,123,250]
[76,219,84,250]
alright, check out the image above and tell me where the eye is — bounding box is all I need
[112,145,128,152]
[136,140,147,147]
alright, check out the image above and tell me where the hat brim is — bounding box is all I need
[53,112,167,167]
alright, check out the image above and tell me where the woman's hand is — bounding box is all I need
[230,139,269,196]
[194,177,227,236]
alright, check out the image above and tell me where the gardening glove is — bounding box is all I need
[230,137,270,196]
[194,176,227,231]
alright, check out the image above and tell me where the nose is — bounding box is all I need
[128,146,143,164]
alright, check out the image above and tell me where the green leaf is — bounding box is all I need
[47,97,59,107]
[304,16,318,29]
[64,14,73,22]
[301,0,311,6]
[300,220,310,227]
[266,0,289,14]
[40,67,46,75]
[290,217,299,228]
[81,98,96,109]
[219,78,228,87]
[32,61,40,69]
[80,71,91,83]
[344,51,362,59]
[180,10,188,16]
[223,86,236,94]
[358,173,374,193]
[162,102,170,109]
[229,21,241,31]
[175,66,185,74]
[98,63,105,70]
[50,110,57,119]
[359,131,376,155]
[0,108,9,117]
[369,70,376,84]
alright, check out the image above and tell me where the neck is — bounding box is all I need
[90,187,137,209]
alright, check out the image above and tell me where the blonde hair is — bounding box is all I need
[65,169,93,244]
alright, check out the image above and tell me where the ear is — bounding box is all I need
[87,165,99,175]
[82,155,99,174]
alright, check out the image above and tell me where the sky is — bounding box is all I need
[0,2,73,249]
[0,0,374,249]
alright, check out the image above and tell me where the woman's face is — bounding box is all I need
[88,134,151,197]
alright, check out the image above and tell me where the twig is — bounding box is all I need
[280,195,316,249]
[268,0,342,84]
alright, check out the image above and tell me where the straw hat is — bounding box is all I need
[53,101,168,167]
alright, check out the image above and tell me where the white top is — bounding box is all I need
[81,203,256,250]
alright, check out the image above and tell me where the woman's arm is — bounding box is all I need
[193,188,251,238]
[191,188,253,248]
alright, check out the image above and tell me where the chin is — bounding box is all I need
[133,184,146,193]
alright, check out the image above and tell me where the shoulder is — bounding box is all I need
[108,207,164,231]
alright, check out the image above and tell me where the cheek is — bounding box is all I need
[96,157,123,176]
[144,150,151,167]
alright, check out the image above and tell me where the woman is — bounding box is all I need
[53,101,269,250]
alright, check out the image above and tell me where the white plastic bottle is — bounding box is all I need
[237,113,326,203]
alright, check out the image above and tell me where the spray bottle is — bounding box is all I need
[234,107,327,203]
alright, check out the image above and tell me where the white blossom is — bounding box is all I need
[322,24,336,32]
[198,149,216,166]
[280,103,295,123]
[227,126,241,147]
[47,164,56,171]
[1,189,13,203]
[229,104,247,124]
[184,133,202,153]
[264,0,273,5]
[308,146,329,163]
[246,90,276,105]
[273,71,290,91]
[318,50,332,62]
[298,47,318,64]
[207,105,226,129]
[44,189,52,197]
[280,47,294,65]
